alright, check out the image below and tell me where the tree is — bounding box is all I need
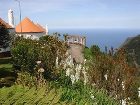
[90,45,101,56]
[0,23,10,48]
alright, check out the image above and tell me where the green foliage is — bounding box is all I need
[51,71,118,105]
[0,83,118,105]
[0,57,15,87]
[3,35,120,105]
[122,35,140,65]
[11,36,67,78]
[0,57,11,64]
[0,69,118,105]
[0,57,13,76]
[15,71,37,88]
[90,45,101,56]
[85,45,139,104]
[0,85,61,105]
[0,23,10,48]
[84,47,92,60]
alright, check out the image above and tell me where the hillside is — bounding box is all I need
[121,35,140,65]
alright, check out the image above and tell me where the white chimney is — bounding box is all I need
[8,9,14,28]
[46,24,48,35]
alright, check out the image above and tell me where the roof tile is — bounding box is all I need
[0,18,12,29]
[15,17,45,33]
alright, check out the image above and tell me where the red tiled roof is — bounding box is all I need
[15,17,45,33]
[0,18,12,29]
[36,23,46,32]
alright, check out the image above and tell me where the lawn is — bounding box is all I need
[0,57,12,72]
[0,57,12,64]
[0,64,12,70]
[0,57,16,87]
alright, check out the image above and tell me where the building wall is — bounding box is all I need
[8,28,15,34]
[0,47,10,53]
[17,32,46,40]
[0,31,46,53]
[68,43,84,63]
[64,35,86,46]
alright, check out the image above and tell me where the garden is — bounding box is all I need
[0,35,120,105]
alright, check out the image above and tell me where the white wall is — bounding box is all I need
[0,47,10,53]
[16,32,46,40]
[8,28,15,34]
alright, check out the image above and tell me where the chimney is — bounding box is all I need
[8,9,14,28]
[46,24,48,35]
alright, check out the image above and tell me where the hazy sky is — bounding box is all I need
[1,0,140,29]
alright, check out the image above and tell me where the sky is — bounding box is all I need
[0,0,140,29]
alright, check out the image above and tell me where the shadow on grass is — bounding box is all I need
[0,57,12,64]
[0,67,17,88]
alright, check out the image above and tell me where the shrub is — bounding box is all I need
[85,46,139,104]
[11,36,67,79]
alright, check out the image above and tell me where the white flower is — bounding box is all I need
[70,74,75,84]
[82,67,88,85]
[38,68,44,72]
[63,63,67,70]
[84,59,87,64]
[122,99,126,105]
[104,74,107,80]
[55,56,59,68]
[66,68,71,76]
[62,54,88,85]
[117,78,120,81]
[36,61,41,64]
[138,87,140,97]
[122,81,125,90]
[75,64,81,82]
[91,95,95,99]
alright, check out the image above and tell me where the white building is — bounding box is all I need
[64,35,86,46]
[15,17,48,40]
[0,9,48,53]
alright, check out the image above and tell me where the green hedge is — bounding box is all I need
[11,36,67,78]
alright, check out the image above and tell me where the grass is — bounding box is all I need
[0,57,12,64]
[0,57,16,87]
[0,64,12,70]
[0,84,119,105]
[0,57,13,76]
[0,57,12,71]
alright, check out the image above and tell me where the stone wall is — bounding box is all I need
[68,43,84,63]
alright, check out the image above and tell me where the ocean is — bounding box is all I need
[49,28,140,51]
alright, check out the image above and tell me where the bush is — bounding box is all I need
[85,46,139,104]
[11,36,67,79]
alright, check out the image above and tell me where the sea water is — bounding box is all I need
[49,28,140,51]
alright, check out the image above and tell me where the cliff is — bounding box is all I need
[121,35,140,65]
